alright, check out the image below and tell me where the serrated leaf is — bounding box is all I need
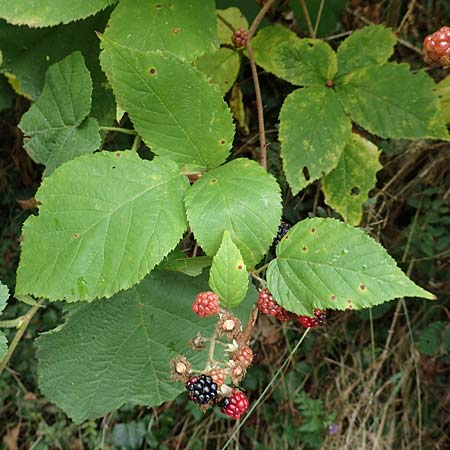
[322,134,381,225]
[336,25,396,75]
[217,7,249,45]
[279,86,352,194]
[0,281,9,314]
[267,218,434,315]
[104,0,218,62]
[16,152,188,302]
[0,0,114,27]
[194,48,240,95]
[37,270,258,422]
[185,159,282,267]
[19,52,100,174]
[436,74,450,123]
[159,250,212,277]
[100,39,235,170]
[252,25,337,86]
[111,421,147,449]
[209,231,248,307]
[336,63,450,140]
[0,331,7,360]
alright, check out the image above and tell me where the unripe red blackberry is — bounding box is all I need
[232,345,254,368]
[257,289,293,322]
[297,308,327,328]
[423,26,450,67]
[220,390,249,419]
[186,374,218,404]
[192,291,220,317]
[232,28,249,48]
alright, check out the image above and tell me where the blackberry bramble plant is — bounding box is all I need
[0,0,448,427]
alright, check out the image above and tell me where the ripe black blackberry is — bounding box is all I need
[185,374,218,404]
[273,220,291,246]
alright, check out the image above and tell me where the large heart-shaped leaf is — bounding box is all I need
[37,270,258,423]
[100,39,235,170]
[267,218,434,315]
[336,63,449,140]
[322,133,381,225]
[185,159,282,268]
[0,0,114,27]
[104,0,218,62]
[279,86,352,194]
[16,151,188,302]
[19,52,100,174]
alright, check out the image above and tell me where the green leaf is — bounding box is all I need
[217,7,249,45]
[252,25,337,86]
[111,421,147,450]
[0,0,114,27]
[15,151,188,302]
[159,251,212,277]
[267,218,434,315]
[194,48,240,95]
[416,321,449,356]
[19,52,100,174]
[100,39,235,170]
[0,331,7,361]
[185,159,282,267]
[436,74,450,123]
[279,86,352,194]
[0,281,9,314]
[104,0,218,62]
[209,231,248,307]
[336,63,450,140]
[322,134,381,225]
[36,271,218,423]
[0,74,13,111]
[336,25,396,76]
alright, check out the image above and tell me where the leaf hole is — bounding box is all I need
[302,166,310,181]
[307,42,314,48]
[155,3,162,9]
[149,67,157,76]
[112,166,116,169]
[350,186,360,196]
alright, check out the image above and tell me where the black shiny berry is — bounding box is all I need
[185,374,218,404]
[273,220,291,246]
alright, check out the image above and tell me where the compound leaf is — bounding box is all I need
[104,0,218,62]
[194,48,240,95]
[252,25,337,86]
[19,52,100,174]
[0,0,114,27]
[36,271,218,423]
[279,86,352,194]
[16,151,188,302]
[209,231,248,307]
[185,159,282,268]
[267,218,434,315]
[336,63,450,140]
[336,25,396,76]
[101,39,235,170]
[322,134,381,225]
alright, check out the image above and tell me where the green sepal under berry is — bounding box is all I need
[266,218,434,316]
[209,231,248,308]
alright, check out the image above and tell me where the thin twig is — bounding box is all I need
[299,0,315,38]
[0,298,45,376]
[248,0,276,39]
[313,0,325,38]
[99,126,137,135]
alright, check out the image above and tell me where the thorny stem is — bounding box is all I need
[0,299,45,377]
[204,332,218,371]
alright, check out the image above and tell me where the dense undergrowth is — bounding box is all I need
[1,0,450,449]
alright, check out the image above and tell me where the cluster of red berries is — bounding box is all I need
[423,26,450,68]
[232,28,249,48]
[257,289,327,328]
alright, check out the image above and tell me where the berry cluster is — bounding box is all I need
[220,390,249,419]
[232,28,249,48]
[186,374,218,404]
[192,291,220,317]
[423,26,450,67]
[257,289,327,328]
[273,220,292,246]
